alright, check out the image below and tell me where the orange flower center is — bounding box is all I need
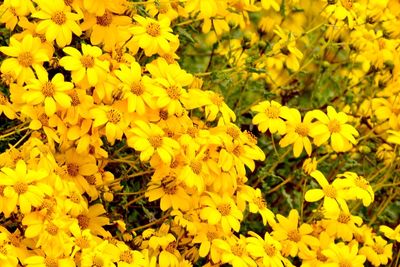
[75,236,90,248]
[232,244,244,256]
[67,163,80,177]
[70,192,81,203]
[264,244,276,256]
[295,123,309,136]
[339,260,352,267]
[52,11,66,25]
[0,94,8,105]
[77,215,90,229]
[316,249,328,262]
[18,52,34,67]
[266,106,280,119]
[373,244,384,254]
[253,197,266,209]
[146,22,161,37]
[131,82,144,95]
[46,223,59,235]
[323,185,337,198]
[70,90,80,106]
[341,0,353,9]
[44,257,58,267]
[190,160,202,175]
[232,145,244,156]
[85,175,97,185]
[337,212,351,224]
[149,135,163,148]
[354,176,369,190]
[164,184,177,195]
[211,93,224,106]
[80,55,95,68]
[217,203,231,216]
[226,127,240,139]
[328,119,341,133]
[166,85,181,100]
[106,109,122,124]
[288,229,302,242]
[207,231,218,240]
[96,10,113,26]
[41,82,56,97]
[14,182,28,194]
[162,54,175,64]
[120,250,133,263]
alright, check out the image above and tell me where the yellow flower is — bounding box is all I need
[271,209,319,257]
[145,175,191,211]
[32,0,82,47]
[80,10,131,51]
[379,224,400,242]
[90,101,130,145]
[127,121,180,164]
[144,223,176,250]
[199,193,243,233]
[336,172,374,206]
[251,100,287,134]
[240,187,275,226]
[0,0,35,30]
[114,61,155,114]
[246,231,285,267]
[0,34,50,85]
[130,16,178,56]
[387,130,400,145]
[260,0,280,11]
[23,68,73,116]
[192,223,224,258]
[359,236,393,266]
[0,92,16,119]
[325,0,358,29]
[204,91,236,124]
[302,157,317,175]
[322,242,366,267]
[0,160,51,216]
[76,203,110,237]
[59,43,109,86]
[272,26,304,71]
[279,108,314,157]
[311,106,359,152]
[304,170,351,212]
[213,235,257,267]
[323,203,363,241]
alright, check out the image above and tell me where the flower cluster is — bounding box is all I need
[0,0,399,267]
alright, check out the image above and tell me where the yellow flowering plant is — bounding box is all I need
[0,0,399,266]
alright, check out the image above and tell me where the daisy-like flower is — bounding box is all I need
[0,34,50,85]
[272,26,304,71]
[0,92,16,119]
[325,0,358,29]
[359,236,393,266]
[127,121,180,164]
[199,192,243,233]
[0,160,52,216]
[336,172,374,206]
[304,170,351,212]
[75,203,110,237]
[379,224,400,242]
[23,68,73,116]
[322,242,366,267]
[213,235,257,267]
[241,188,275,226]
[251,100,287,134]
[59,43,109,86]
[0,0,35,30]
[310,106,359,152]
[130,15,179,56]
[32,0,82,47]
[90,101,129,145]
[271,209,319,257]
[279,108,314,157]
[80,10,131,51]
[114,61,155,115]
[246,231,285,267]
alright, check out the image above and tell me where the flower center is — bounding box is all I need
[146,22,161,37]
[51,11,66,25]
[106,109,122,124]
[206,231,218,240]
[339,260,352,267]
[70,91,80,106]
[159,109,168,120]
[162,54,175,64]
[287,230,301,242]
[41,82,56,97]
[264,244,276,256]
[0,94,8,105]
[120,250,133,263]
[323,185,337,198]
[164,184,177,195]
[67,163,80,177]
[232,145,244,156]
[80,55,95,68]
[337,212,351,224]
[96,10,113,26]
[341,0,353,9]
[44,257,58,267]
[46,223,59,235]
[295,122,309,136]
[217,203,231,216]
[18,52,34,67]
[77,215,90,229]
[253,197,266,209]
[231,244,244,256]
[131,82,144,95]
[190,160,202,175]
[149,135,163,148]
[14,182,28,194]
[354,176,370,190]
[85,175,97,185]
[328,119,341,133]
[211,93,224,106]
[316,249,328,262]
[226,127,240,139]
[373,244,384,254]
[75,236,90,248]
[38,113,49,126]
[266,106,280,119]
[166,85,181,100]
[70,192,81,203]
